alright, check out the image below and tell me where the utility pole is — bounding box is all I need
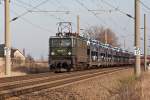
[4,0,11,76]
[134,0,141,77]
[124,39,126,49]
[77,15,80,35]
[105,30,107,44]
[144,14,147,71]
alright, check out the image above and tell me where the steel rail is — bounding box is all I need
[0,67,129,99]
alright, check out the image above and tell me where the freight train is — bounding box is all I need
[48,32,134,72]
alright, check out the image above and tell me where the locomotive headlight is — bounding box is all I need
[51,52,55,55]
[68,52,71,55]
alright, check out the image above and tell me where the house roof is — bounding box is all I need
[0,44,24,58]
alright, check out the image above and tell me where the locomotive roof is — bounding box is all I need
[50,35,75,38]
[50,33,132,54]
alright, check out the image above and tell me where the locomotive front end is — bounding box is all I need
[49,37,74,72]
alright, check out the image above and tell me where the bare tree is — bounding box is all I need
[26,54,34,63]
[84,26,119,47]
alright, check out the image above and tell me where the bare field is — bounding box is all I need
[0,62,49,78]
[7,68,139,100]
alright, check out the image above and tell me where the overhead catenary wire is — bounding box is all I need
[11,9,53,33]
[76,0,134,49]
[137,1,150,37]
[11,0,50,22]
[139,0,150,11]
[15,0,65,21]
[16,1,70,14]
[101,0,134,19]
[13,0,79,33]
[94,0,134,49]
[17,0,70,14]
[75,0,107,26]
[93,1,134,33]
[92,0,131,32]
[28,10,70,13]
[53,0,91,30]
[13,0,144,38]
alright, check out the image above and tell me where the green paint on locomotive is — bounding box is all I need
[49,37,74,56]
[51,47,72,56]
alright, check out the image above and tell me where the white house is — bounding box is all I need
[0,44,26,72]
[11,49,26,65]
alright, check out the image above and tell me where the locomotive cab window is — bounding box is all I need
[50,38,72,47]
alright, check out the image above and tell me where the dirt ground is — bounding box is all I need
[141,70,150,100]
[7,68,135,100]
[0,72,26,78]
[0,63,49,78]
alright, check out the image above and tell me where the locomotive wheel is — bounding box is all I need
[67,69,70,72]
[67,67,71,72]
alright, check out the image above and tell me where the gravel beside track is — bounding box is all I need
[0,67,132,99]
[16,67,133,100]
[0,68,115,83]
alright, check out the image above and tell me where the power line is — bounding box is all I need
[92,0,134,49]
[54,0,68,10]
[75,0,107,26]
[101,0,134,19]
[28,10,70,14]
[75,0,134,39]
[12,1,33,12]
[21,18,53,33]
[15,0,65,21]
[11,9,53,33]
[139,0,150,11]
[88,9,116,14]
[53,0,91,29]
[11,0,50,21]
[93,1,134,36]
[17,0,37,8]
[102,0,126,14]
[89,0,134,40]
[13,0,79,32]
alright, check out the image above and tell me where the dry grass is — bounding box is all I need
[12,62,49,74]
[4,67,144,100]
[141,72,150,100]
[114,76,142,100]
[9,68,135,100]
[6,68,150,100]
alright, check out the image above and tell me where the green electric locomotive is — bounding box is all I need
[49,33,88,72]
[49,32,132,72]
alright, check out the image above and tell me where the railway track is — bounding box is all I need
[0,67,129,99]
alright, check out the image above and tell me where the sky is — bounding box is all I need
[0,0,150,60]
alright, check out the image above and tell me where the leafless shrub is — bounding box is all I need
[12,61,49,74]
[84,26,120,47]
[12,53,49,74]
[26,62,49,74]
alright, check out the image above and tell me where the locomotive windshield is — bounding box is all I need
[51,38,71,47]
